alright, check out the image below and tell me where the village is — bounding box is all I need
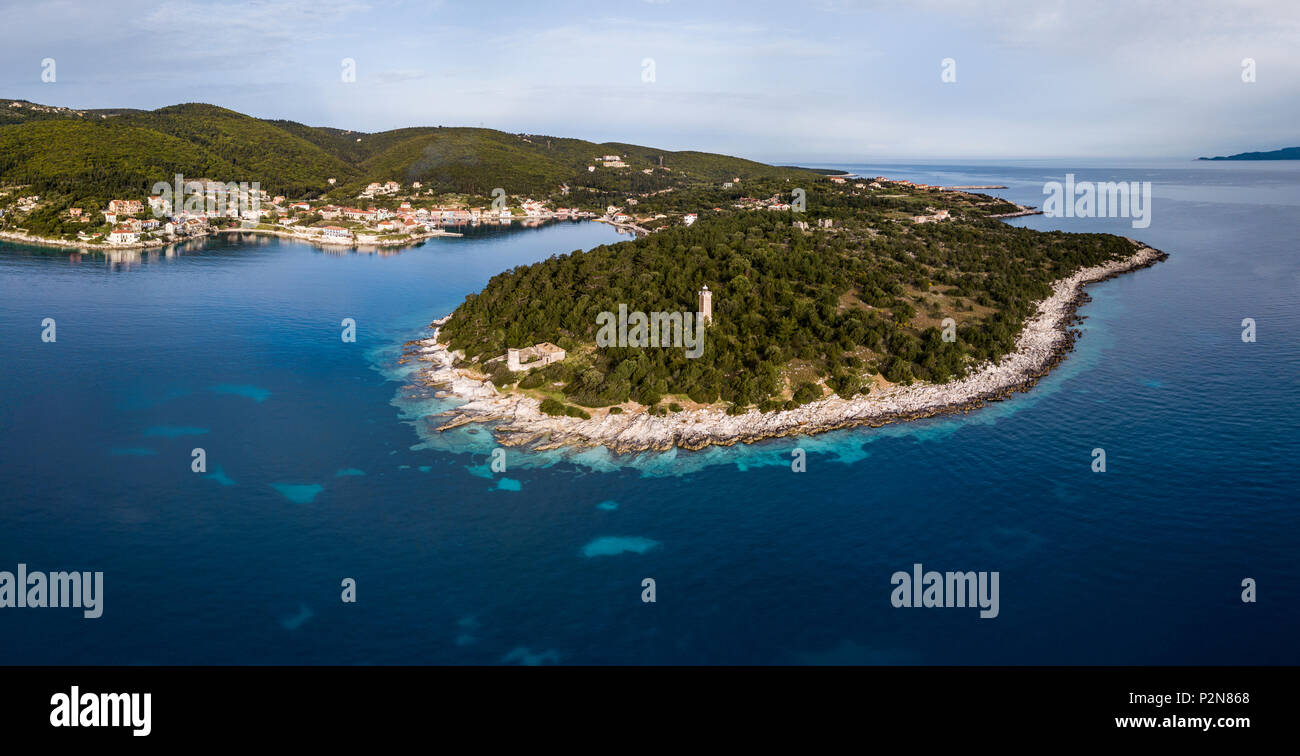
[0,160,965,255]
[0,178,603,251]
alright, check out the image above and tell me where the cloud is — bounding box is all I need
[0,0,1295,159]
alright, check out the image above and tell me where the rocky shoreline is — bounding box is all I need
[0,229,171,251]
[405,243,1167,454]
[986,208,1045,219]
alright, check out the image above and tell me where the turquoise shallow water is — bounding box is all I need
[0,165,1296,665]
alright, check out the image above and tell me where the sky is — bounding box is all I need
[0,0,1296,162]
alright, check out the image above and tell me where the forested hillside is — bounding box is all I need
[0,99,824,205]
[439,184,1137,413]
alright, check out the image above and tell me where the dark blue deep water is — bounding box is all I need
[1,162,1296,664]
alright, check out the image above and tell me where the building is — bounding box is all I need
[698,285,713,325]
[108,226,140,244]
[506,343,566,372]
[343,207,376,221]
[911,209,951,224]
[319,225,351,240]
[107,199,143,215]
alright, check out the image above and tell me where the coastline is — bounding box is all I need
[407,241,1168,454]
[212,226,465,247]
[0,225,463,253]
[0,229,173,251]
[985,208,1044,219]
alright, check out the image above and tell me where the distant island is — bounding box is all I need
[1198,146,1300,161]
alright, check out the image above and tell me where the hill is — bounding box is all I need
[0,98,142,126]
[1198,146,1300,160]
[0,98,825,206]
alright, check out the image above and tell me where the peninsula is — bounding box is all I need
[403,173,1166,452]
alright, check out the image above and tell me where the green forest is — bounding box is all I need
[439,188,1137,414]
[0,99,825,220]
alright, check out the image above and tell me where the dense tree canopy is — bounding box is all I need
[441,189,1136,413]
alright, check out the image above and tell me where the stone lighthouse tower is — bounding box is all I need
[697,285,713,325]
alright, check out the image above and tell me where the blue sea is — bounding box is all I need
[1,161,1296,665]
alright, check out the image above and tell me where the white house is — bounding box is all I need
[108,226,140,244]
